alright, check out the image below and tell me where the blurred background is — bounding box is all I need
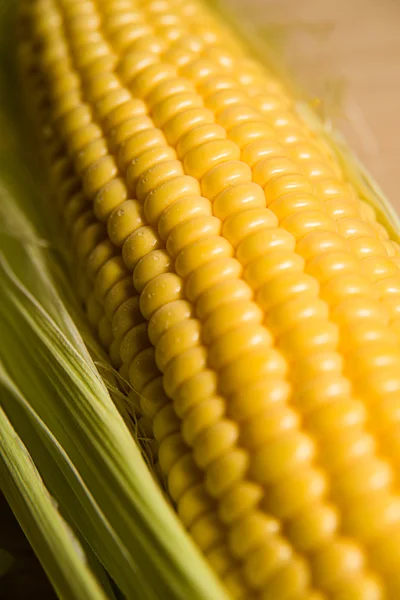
[230,0,400,208]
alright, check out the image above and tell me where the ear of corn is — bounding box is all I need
[2,0,400,597]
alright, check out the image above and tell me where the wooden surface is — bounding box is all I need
[231,0,400,208]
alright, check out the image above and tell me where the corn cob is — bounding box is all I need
[18,0,400,597]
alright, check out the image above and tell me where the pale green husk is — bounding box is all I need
[0,401,110,600]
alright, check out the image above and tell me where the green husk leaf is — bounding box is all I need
[0,247,227,600]
[0,353,122,600]
[0,405,108,600]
